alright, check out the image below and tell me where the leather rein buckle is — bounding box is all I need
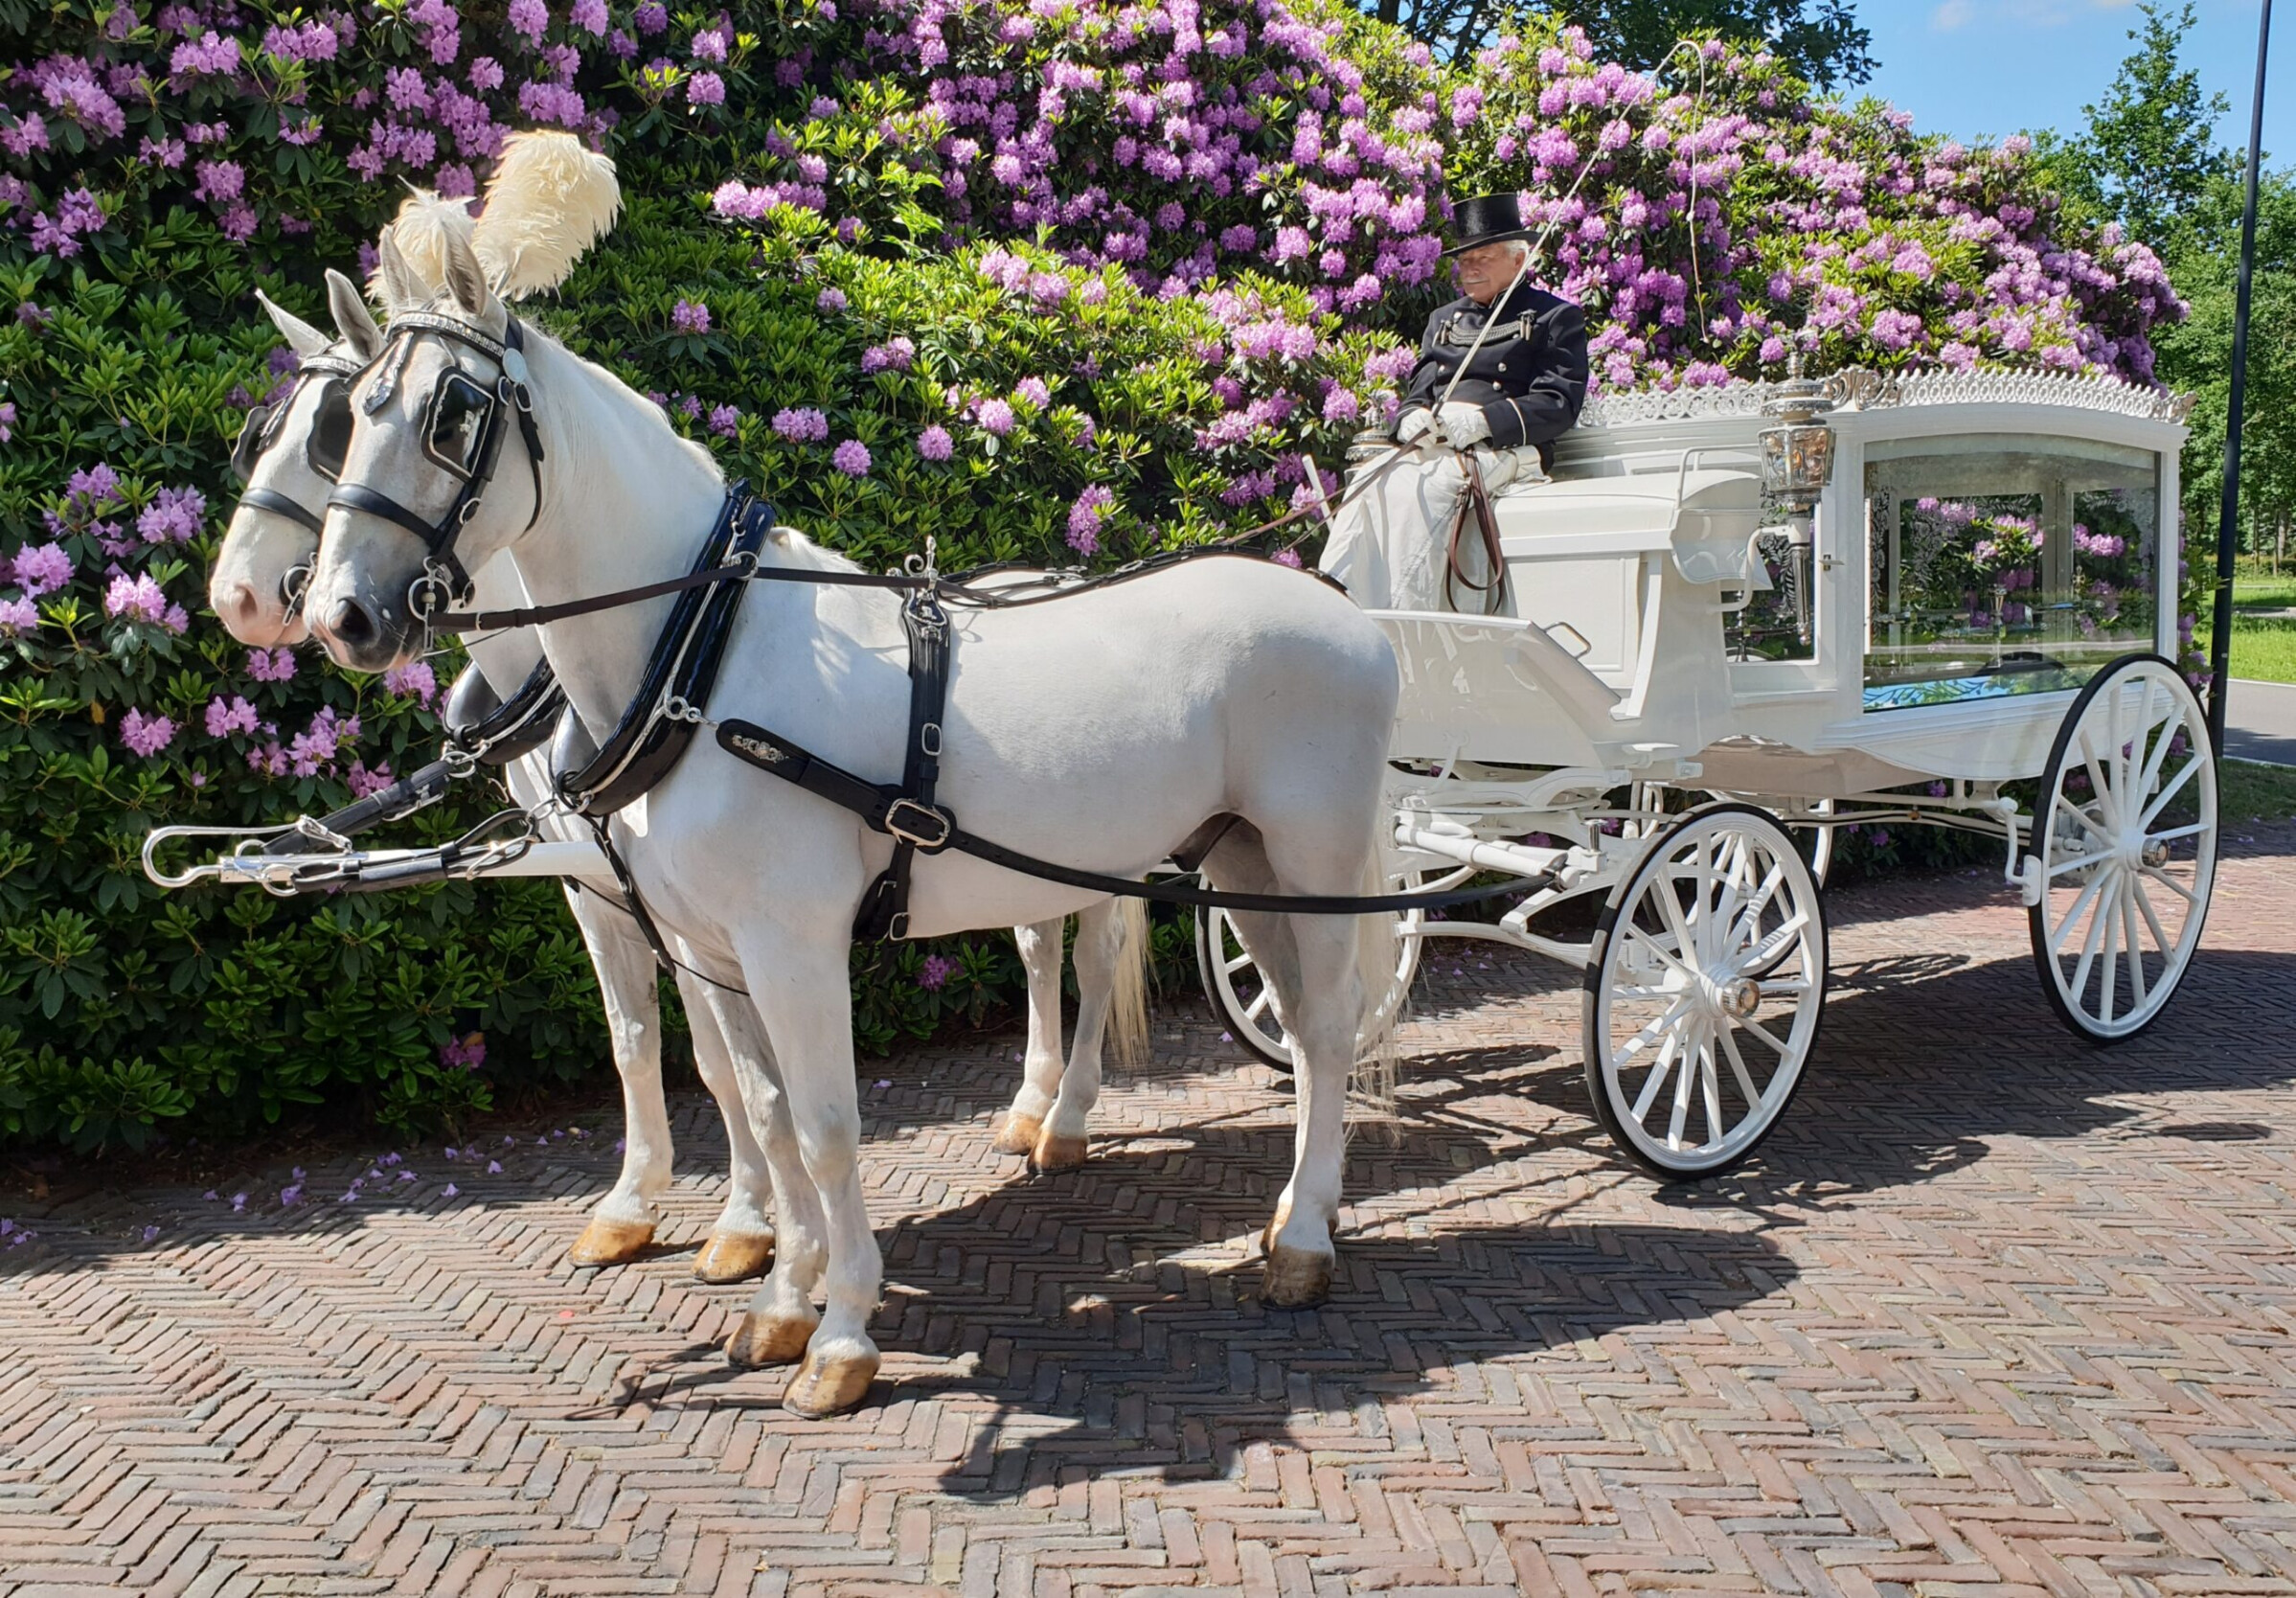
[881,797,954,851]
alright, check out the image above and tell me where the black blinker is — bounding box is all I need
[306,378,353,483]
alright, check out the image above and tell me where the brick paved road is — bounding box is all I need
[7,834,2296,1598]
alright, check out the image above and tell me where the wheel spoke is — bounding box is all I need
[2046,867,2112,954]
[2137,686,2183,797]
[1627,924,1700,982]
[2143,820,2210,846]
[2131,874,2176,956]
[2077,729,2122,832]
[2096,879,2121,1021]
[1741,1016,1794,1058]
[1699,1045,1725,1148]
[1222,951,1257,975]
[1243,989,1273,1022]
[1666,1027,1697,1148]
[2046,849,2117,879]
[1737,909,1810,974]
[2120,879,2148,1014]
[1756,978,1812,998]
[2138,754,2202,830]
[2138,862,2198,903]
[1717,1022,1763,1107]
[2067,869,2114,1001]
[1726,858,1788,955]
[2054,791,2110,841]
[1630,1027,1683,1122]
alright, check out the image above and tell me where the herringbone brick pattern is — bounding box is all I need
[7,836,2296,1598]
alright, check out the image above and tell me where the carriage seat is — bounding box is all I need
[1483,466,1766,688]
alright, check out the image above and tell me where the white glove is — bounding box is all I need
[1394,406,1435,445]
[1438,402,1492,450]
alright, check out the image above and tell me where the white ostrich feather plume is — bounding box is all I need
[472,131,623,300]
[369,188,474,305]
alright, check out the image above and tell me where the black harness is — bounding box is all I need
[326,310,548,610]
[232,346,367,550]
[307,307,1547,957]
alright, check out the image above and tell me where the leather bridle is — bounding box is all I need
[231,346,370,612]
[325,309,547,618]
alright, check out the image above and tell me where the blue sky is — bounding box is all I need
[1853,0,2288,167]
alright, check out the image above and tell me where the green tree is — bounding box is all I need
[1365,0,1871,82]
[2054,2,2239,254]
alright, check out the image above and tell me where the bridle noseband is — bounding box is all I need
[325,309,548,616]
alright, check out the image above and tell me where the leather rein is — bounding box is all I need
[300,307,1548,945]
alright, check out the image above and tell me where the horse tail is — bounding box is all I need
[1349,848,1403,1136]
[1107,896,1153,1072]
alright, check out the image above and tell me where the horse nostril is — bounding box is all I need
[327,600,377,648]
[221,581,261,626]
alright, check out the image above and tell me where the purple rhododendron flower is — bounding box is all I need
[383,661,438,703]
[917,424,953,461]
[1067,484,1113,555]
[104,572,186,631]
[708,403,741,437]
[0,400,15,443]
[831,439,872,476]
[671,298,711,333]
[440,1034,487,1069]
[690,27,727,59]
[204,696,259,738]
[120,708,177,757]
[816,286,848,312]
[247,646,297,682]
[508,0,548,40]
[138,486,204,544]
[916,953,958,990]
[1013,377,1051,409]
[570,0,607,32]
[687,71,725,106]
[0,597,37,635]
[976,399,1015,437]
[11,542,72,598]
[771,406,829,443]
[633,1,667,31]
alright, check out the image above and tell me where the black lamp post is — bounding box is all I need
[2209,0,2275,752]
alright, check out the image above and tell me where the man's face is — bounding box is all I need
[1452,241,1521,306]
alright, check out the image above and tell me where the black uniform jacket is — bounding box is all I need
[1400,282,1590,467]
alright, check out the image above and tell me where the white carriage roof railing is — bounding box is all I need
[1574,366,2197,431]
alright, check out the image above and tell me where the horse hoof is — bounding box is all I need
[991,1111,1042,1155]
[693,1229,775,1284]
[782,1347,879,1418]
[1030,1131,1089,1172]
[568,1217,654,1267]
[1261,1243,1333,1309]
[724,1310,817,1368]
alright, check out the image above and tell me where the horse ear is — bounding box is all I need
[323,269,383,360]
[255,288,330,358]
[440,224,494,320]
[374,229,426,313]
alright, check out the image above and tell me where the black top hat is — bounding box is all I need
[1444,193,1537,256]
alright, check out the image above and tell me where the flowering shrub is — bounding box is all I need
[0,0,2189,1151]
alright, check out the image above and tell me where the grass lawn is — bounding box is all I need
[2220,756,2296,823]
[2202,616,2296,684]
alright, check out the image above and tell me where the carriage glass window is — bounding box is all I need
[1863,434,2161,712]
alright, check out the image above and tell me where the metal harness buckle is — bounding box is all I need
[882,797,953,850]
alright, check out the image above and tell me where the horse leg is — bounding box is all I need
[675,970,777,1284]
[692,976,830,1368]
[993,918,1067,1156]
[1032,901,1124,1171]
[565,886,672,1267]
[1202,826,1352,1308]
[729,925,881,1416]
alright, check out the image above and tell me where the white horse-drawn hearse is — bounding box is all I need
[145,148,2214,1409]
[1201,362,2215,1177]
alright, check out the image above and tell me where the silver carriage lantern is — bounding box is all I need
[1758,354,1837,644]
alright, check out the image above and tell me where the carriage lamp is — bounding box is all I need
[1758,354,1838,645]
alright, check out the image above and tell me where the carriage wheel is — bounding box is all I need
[1709,795,1832,979]
[1195,871,1431,1074]
[1583,803,1828,1180]
[2027,653,2216,1043]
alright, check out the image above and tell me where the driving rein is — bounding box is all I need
[311,309,1551,947]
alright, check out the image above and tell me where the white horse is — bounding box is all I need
[300,208,1400,1416]
[209,163,1140,1281]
